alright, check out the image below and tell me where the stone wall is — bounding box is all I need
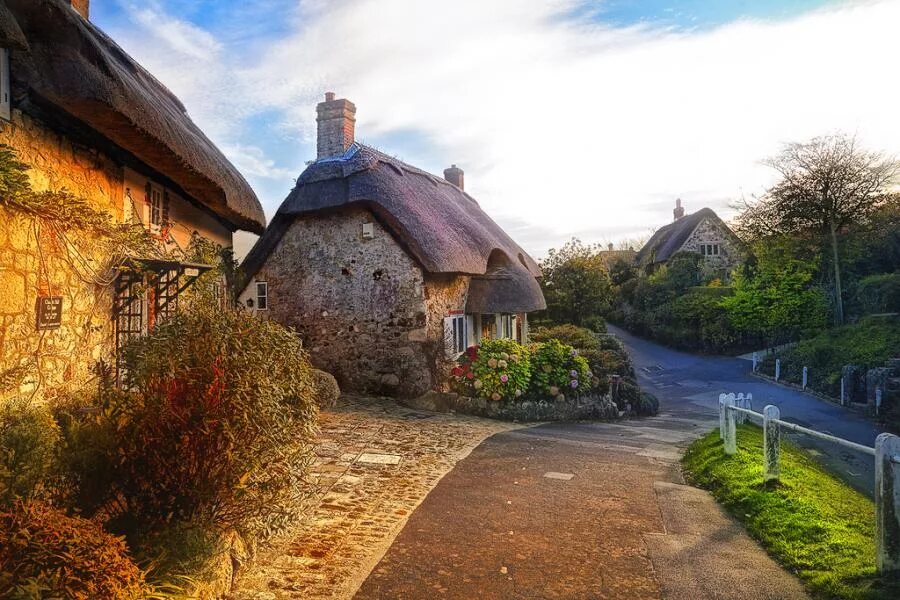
[423,273,470,390]
[0,109,234,402]
[243,206,442,397]
[0,110,122,400]
[680,216,743,273]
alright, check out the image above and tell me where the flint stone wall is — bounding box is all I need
[680,216,743,272]
[251,206,469,397]
[406,391,620,422]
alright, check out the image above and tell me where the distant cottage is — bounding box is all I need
[0,0,264,395]
[239,93,546,397]
[635,199,744,275]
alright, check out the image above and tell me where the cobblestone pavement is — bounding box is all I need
[228,395,516,600]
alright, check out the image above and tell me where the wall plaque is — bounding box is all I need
[36,296,63,330]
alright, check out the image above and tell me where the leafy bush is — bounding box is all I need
[855,273,900,315]
[635,392,659,416]
[0,399,59,506]
[452,338,530,401]
[60,308,319,542]
[311,369,341,408]
[766,315,900,397]
[531,325,634,394]
[528,339,591,399]
[0,500,147,599]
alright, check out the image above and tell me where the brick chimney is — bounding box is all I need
[316,92,356,159]
[673,198,685,221]
[607,243,614,251]
[71,0,90,19]
[444,164,464,190]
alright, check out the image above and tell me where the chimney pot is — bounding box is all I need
[71,0,89,19]
[673,198,685,221]
[316,93,356,159]
[444,165,464,190]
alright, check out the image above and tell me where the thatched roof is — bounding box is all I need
[636,207,725,265]
[466,251,546,313]
[242,143,545,312]
[1,0,264,233]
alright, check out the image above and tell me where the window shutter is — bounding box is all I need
[162,190,170,224]
[443,316,455,358]
[0,48,10,121]
[466,315,475,349]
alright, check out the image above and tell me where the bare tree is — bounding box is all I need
[736,134,899,324]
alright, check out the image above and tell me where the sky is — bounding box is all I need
[91,0,900,260]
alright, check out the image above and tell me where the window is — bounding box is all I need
[443,314,467,358]
[149,186,163,228]
[700,243,720,257]
[0,48,10,121]
[256,281,268,311]
[498,314,515,340]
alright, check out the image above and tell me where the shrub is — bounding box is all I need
[453,338,530,401]
[528,339,591,399]
[856,273,900,315]
[0,500,147,599]
[611,378,641,411]
[635,392,659,416]
[531,324,600,351]
[61,308,319,542]
[0,398,60,506]
[311,369,341,408]
[531,325,634,392]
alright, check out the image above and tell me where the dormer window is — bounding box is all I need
[0,48,10,121]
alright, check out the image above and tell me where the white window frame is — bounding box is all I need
[444,313,467,358]
[148,184,163,230]
[498,314,514,340]
[256,281,268,311]
[0,48,10,121]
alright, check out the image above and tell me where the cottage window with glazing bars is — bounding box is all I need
[700,243,720,257]
[256,281,268,310]
[444,314,467,357]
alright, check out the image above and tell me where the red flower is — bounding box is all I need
[451,367,463,377]
[466,372,475,380]
[466,346,478,359]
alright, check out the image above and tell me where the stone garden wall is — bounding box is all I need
[406,391,620,422]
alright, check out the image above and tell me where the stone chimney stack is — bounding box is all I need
[316,92,356,159]
[444,164,464,190]
[673,198,685,221]
[71,0,90,19]
[607,243,614,251]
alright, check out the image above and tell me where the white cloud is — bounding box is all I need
[101,0,900,258]
[220,143,296,180]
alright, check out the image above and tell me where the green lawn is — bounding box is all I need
[682,424,900,600]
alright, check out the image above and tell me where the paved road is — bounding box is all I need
[607,324,885,495]
[354,328,867,599]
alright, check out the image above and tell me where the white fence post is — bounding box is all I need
[802,367,808,390]
[752,352,758,373]
[875,433,900,574]
[719,393,726,440]
[763,405,781,482]
[775,359,781,382]
[724,395,737,455]
[735,393,746,424]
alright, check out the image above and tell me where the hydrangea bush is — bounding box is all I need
[451,338,530,401]
[528,339,591,399]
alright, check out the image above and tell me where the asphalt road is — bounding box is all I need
[607,323,885,496]
[353,327,871,599]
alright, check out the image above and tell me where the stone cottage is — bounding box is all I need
[239,93,546,397]
[0,0,265,397]
[635,199,744,275]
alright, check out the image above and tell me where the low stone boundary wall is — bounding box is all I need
[403,391,619,422]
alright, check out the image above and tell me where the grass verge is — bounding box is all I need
[682,424,900,600]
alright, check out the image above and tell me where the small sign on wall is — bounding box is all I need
[36,296,63,330]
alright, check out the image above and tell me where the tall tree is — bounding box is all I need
[736,134,898,324]
[539,239,612,328]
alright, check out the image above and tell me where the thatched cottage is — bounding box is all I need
[635,199,744,275]
[0,0,265,396]
[239,93,545,397]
